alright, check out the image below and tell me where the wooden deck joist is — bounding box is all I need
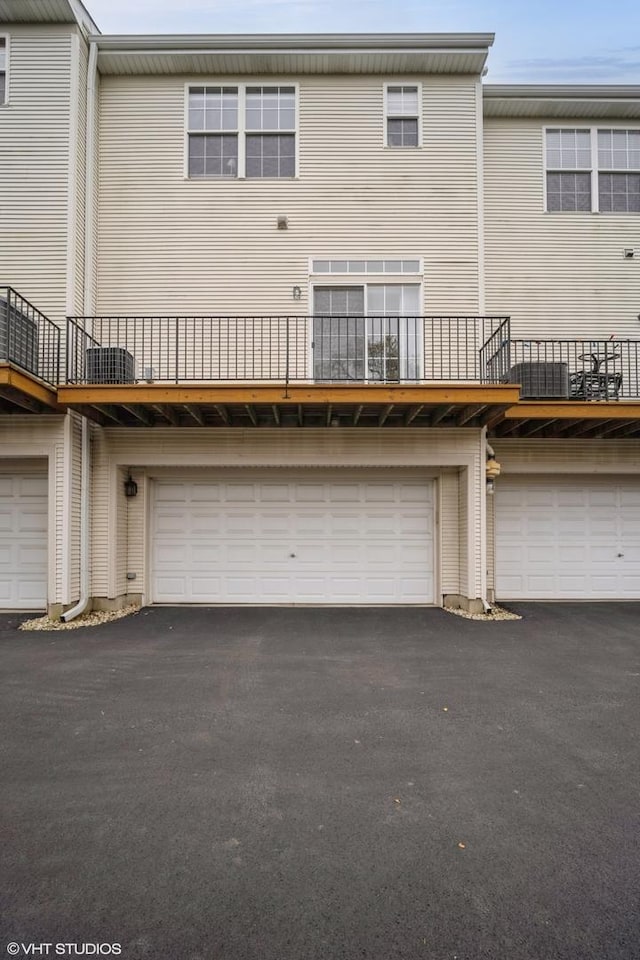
[56,382,520,429]
[491,400,640,439]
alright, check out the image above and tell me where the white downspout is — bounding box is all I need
[62,40,98,622]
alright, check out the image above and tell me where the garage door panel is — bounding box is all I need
[496,477,640,600]
[0,470,47,609]
[152,475,434,604]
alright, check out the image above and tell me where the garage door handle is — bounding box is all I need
[617,553,624,558]
[290,553,296,558]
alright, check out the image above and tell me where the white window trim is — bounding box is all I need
[306,278,425,381]
[383,82,422,149]
[184,81,299,180]
[544,124,640,214]
[308,257,424,276]
[0,34,9,106]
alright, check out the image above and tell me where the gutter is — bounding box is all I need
[89,32,496,52]
[61,40,98,623]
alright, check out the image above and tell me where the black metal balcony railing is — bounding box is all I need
[66,315,512,385]
[493,339,640,400]
[0,287,61,386]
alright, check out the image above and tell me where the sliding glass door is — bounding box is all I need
[312,284,421,382]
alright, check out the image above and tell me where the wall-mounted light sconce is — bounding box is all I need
[124,474,138,498]
[277,215,288,230]
[292,285,302,301]
[486,457,501,495]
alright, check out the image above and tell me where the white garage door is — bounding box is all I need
[496,476,640,599]
[0,471,48,609]
[152,475,434,604]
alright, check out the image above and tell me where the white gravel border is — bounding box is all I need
[443,604,521,622]
[19,603,141,632]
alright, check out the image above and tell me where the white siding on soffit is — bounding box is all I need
[0,25,72,325]
[89,428,484,603]
[491,439,640,475]
[97,75,480,315]
[484,118,640,339]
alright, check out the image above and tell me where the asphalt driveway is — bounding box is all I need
[1,604,639,960]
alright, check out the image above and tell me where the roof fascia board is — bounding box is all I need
[484,84,640,100]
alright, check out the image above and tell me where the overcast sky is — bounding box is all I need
[85,0,640,83]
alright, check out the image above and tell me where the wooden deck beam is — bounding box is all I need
[0,364,60,411]
[505,401,640,420]
[58,382,520,408]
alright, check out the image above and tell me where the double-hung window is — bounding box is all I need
[545,127,640,213]
[246,86,296,178]
[0,37,7,104]
[545,129,592,211]
[385,85,420,148]
[188,87,239,178]
[187,84,296,179]
[597,129,640,213]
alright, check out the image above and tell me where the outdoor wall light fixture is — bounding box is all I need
[277,215,288,230]
[292,285,302,300]
[124,474,138,498]
[486,457,501,495]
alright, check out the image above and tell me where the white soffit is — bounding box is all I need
[484,85,640,120]
[0,0,99,33]
[92,34,494,76]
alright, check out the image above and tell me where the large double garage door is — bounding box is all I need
[152,474,435,604]
[496,476,640,600]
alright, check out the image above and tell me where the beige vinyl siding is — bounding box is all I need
[115,465,128,597]
[0,416,67,605]
[484,118,640,338]
[127,471,145,596]
[90,426,109,594]
[439,470,460,595]
[0,25,74,326]
[458,466,469,597]
[89,427,484,603]
[492,438,640,474]
[96,74,480,317]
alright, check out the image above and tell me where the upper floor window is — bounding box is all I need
[545,127,640,213]
[187,84,296,179]
[385,85,420,148]
[598,129,640,213]
[0,37,7,104]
